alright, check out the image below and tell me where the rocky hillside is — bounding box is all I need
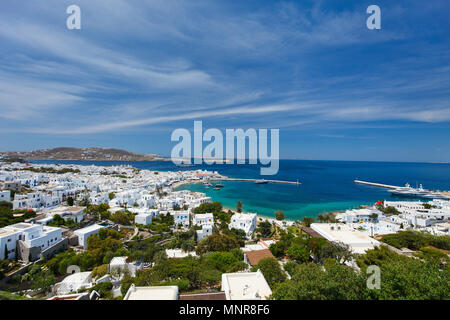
[0,147,168,161]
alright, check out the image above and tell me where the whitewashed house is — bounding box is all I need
[196,225,213,241]
[229,213,257,238]
[135,214,152,226]
[0,222,62,260]
[74,224,105,249]
[193,213,214,227]
[173,211,190,228]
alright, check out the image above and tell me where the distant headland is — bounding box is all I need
[0,147,170,162]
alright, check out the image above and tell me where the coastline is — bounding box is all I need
[173,179,343,222]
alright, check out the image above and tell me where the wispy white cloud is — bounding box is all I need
[26,104,295,134]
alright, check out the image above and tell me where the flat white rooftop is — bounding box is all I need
[124,285,178,300]
[74,224,104,234]
[311,223,380,254]
[0,228,18,236]
[221,271,272,300]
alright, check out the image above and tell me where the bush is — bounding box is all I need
[251,258,286,289]
[192,202,222,214]
[272,263,368,300]
[286,244,310,263]
[381,231,450,251]
[92,264,108,279]
[90,281,113,298]
[196,234,239,255]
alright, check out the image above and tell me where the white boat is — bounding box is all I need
[254,179,268,184]
[389,183,447,199]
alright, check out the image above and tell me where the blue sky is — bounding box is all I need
[0,0,449,162]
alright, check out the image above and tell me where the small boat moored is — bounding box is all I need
[254,179,268,184]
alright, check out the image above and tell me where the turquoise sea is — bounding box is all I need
[32,160,450,221]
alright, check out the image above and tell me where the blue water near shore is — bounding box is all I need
[32,160,450,221]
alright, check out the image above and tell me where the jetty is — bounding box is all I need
[354,180,397,189]
[212,177,301,185]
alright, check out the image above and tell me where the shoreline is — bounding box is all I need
[173,179,343,222]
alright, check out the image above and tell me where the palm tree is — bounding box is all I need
[317,214,326,223]
[275,210,285,221]
[301,216,315,227]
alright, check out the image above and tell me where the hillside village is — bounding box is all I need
[0,161,448,300]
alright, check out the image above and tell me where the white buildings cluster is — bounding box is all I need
[336,199,450,237]
[0,162,216,214]
[0,162,224,261]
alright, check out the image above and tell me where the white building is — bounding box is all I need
[74,224,105,249]
[173,211,190,228]
[229,213,257,238]
[0,222,62,260]
[337,208,380,223]
[134,214,152,226]
[124,285,178,300]
[44,206,85,224]
[191,196,212,207]
[109,256,138,277]
[221,270,272,300]
[311,223,381,254]
[196,225,213,241]
[55,271,93,295]
[0,228,20,260]
[193,213,214,227]
[383,201,425,214]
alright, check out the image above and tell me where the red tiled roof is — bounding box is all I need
[245,249,275,266]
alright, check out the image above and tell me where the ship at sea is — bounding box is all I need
[389,183,449,199]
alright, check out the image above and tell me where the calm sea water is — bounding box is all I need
[32,160,450,221]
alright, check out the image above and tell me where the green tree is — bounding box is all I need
[256,220,272,238]
[204,251,243,273]
[31,270,56,293]
[67,196,74,206]
[192,201,223,214]
[286,244,310,263]
[92,264,108,279]
[381,230,450,251]
[89,281,113,298]
[271,263,369,300]
[196,234,239,255]
[252,258,286,288]
[301,216,314,227]
[316,241,353,264]
[110,211,133,225]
